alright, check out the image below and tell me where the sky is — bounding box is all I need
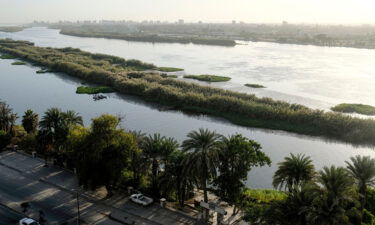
[1,0,375,25]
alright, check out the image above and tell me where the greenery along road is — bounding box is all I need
[2,39,375,145]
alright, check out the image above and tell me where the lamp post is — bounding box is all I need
[76,192,81,225]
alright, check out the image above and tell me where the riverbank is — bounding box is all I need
[2,38,375,145]
[0,26,26,33]
[59,29,237,47]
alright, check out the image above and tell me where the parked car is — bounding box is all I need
[129,193,153,206]
[19,218,40,225]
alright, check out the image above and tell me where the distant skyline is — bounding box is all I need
[1,0,375,25]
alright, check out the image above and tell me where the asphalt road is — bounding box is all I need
[0,204,23,225]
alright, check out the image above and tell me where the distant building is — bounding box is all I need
[232,20,236,24]
[178,19,184,24]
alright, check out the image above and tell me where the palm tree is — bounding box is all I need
[273,153,315,192]
[62,110,83,127]
[308,166,355,225]
[0,101,18,133]
[142,133,167,196]
[182,128,222,221]
[346,155,375,224]
[40,108,83,160]
[22,109,39,134]
[158,151,194,208]
[39,108,64,133]
[268,183,318,225]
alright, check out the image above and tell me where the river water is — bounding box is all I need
[1,27,375,188]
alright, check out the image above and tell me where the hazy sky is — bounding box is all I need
[1,0,375,24]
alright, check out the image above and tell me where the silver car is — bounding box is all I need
[130,193,153,206]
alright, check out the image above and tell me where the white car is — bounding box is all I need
[130,193,153,206]
[19,218,40,225]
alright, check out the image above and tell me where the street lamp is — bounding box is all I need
[76,191,81,225]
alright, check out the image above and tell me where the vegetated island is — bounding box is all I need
[0,26,25,33]
[331,103,375,116]
[184,75,231,82]
[3,39,375,145]
[11,61,26,65]
[157,67,184,72]
[76,86,115,94]
[245,83,266,88]
[54,27,236,47]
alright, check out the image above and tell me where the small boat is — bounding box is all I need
[93,94,107,101]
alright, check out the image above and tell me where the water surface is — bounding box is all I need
[0,58,374,189]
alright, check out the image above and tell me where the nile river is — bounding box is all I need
[1,27,375,188]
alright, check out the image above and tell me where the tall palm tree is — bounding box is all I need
[308,166,355,225]
[182,128,222,221]
[0,101,18,133]
[273,153,315,192]
[158,151,194,208]
[22,109,39,134]
[142,133,166,196]
[40,108,83,158]
[39,108,64,133]
[346,155,375,224]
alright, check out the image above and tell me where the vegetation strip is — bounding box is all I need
[183,74,231,82]
[0,26,25,33]
[11,61,26,65]
[76,86,115,94]
[157,67,184,72]
[58,29,237,47]
[2,39,375,145]
[0,54,16,59]
[245,83,266,88]
[331,103,375,116]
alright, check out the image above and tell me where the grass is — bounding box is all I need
[11,61,26,65]
[245,83,266,88]
[76,86,115,94]
[0,54,16,59]
[331,103,375,116]
[157,67,184,72]
[183,74,231,82]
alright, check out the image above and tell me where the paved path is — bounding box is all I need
[0,151,197,225]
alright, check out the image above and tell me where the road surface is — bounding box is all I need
[0,204,23,225]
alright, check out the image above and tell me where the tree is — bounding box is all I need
[273,153,315,192]
[215,134,271,215]
[141,134,179,196]
[72,114,137,192]
[0,101,17,133]
[182,128,222,221]
[308,166,356,225]
[346,155,375,224]
[158,151,194,208]
[39,108,82,155]
[22,109,39,134]
[267,183,318,225]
